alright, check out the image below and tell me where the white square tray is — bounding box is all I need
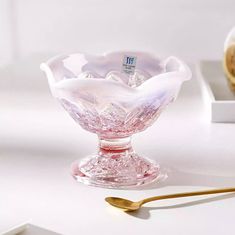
[19,224,61,235]
[1,223,61,235]
[198,60,235,123]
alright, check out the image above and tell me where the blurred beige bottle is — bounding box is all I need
[223,27,235,90]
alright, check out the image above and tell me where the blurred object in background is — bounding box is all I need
[223,27,235,90]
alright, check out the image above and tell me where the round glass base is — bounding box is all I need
[71,149,164,188]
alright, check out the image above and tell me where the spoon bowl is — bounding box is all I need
[105,197,141,211]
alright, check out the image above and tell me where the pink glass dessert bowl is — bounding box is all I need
[41,51,191,188]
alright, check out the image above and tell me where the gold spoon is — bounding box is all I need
[105,187,235,212]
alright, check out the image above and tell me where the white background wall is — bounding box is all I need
[0,0,235,91]
[0,0,13,66]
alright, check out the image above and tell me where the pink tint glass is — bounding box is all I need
[41,51,191,188]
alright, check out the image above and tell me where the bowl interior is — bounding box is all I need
[48,52,165,88]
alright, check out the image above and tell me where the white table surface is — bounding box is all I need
[1,65,235,235]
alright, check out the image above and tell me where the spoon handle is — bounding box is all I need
[141,187,235,205]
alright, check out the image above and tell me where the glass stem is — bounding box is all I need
[99,137,132,151]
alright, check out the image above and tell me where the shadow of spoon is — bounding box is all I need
[125,193,235,220]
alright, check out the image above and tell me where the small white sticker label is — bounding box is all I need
[122,55,137,75]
